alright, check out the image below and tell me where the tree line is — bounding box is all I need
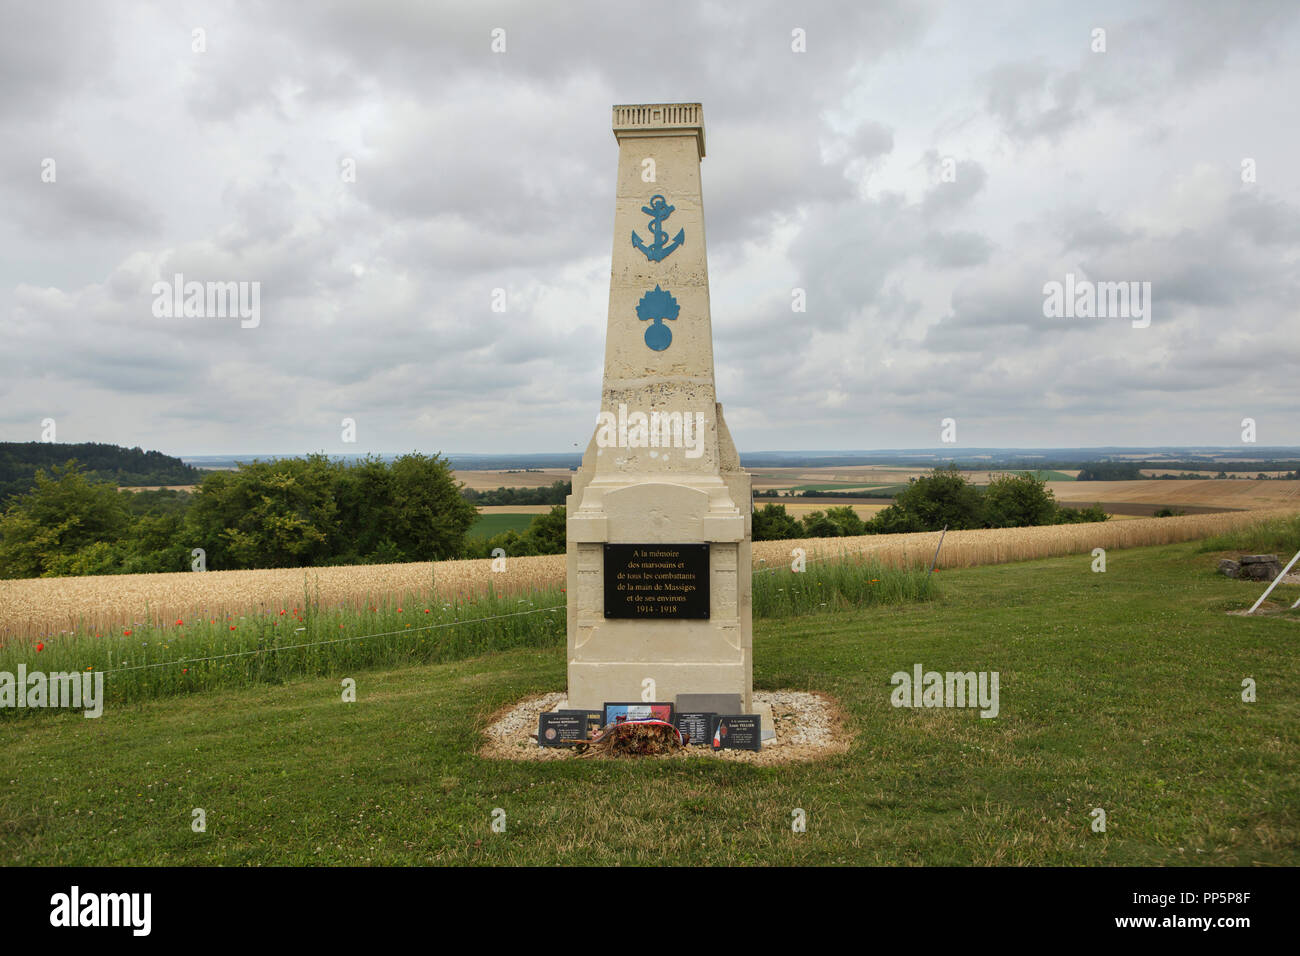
[461,480,571,506]
[752,467,1107,540]
[0,454,478,577]
[0,441,200,503]
[0,461,1105,579]
[1076,461,1300,480]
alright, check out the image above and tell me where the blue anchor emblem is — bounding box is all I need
[631,195,685,262]
[636,285,680,351]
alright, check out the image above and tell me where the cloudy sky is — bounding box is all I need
[2,0,1298,457]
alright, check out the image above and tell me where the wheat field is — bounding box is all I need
[0,556,565,641]
[1049,477,1300,509]
[754,507,1300,569]
[2,507,1295,640]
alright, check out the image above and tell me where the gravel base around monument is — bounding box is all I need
[480,690,849,764]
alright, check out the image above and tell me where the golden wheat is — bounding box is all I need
[752,508,1300,569]
[0,555,566,640]
[2,508,1295,640]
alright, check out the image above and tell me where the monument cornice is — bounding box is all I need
[612,103,705,158]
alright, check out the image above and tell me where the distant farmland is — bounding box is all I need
[1048,478,1300,511]
[454,468,572,491]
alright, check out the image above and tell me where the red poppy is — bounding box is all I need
[175,619,184,626]
[35,642,44,652]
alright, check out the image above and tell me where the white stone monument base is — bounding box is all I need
[566,661,749,716]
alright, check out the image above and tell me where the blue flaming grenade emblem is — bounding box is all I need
[636,285,680,351]
[631,195,685,262]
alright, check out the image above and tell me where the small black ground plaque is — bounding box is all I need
[711,714,762,751]
[538,712,588,747]
[604,543,709,619]
[558,709,603,737]
[675,712,716,746]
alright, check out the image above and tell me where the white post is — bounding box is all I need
[929,525,948,574]
[1246,548,1300,615]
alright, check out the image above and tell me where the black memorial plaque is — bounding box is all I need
[559,709,604,737]
[604,543,710,619]
[675,711,717,746]
[537,712,589,747]
[711,714,762,751]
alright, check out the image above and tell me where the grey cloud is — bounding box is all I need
[984,61,1083,143]
[0,143,160,239]
[921,157,988,218]
[2,0,1299,453]
[0,3,115,120]
[922,231,993,268]
[1227,192,1300,246]
[1056,209,1141,252]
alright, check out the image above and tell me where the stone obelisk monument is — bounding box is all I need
[566,103,753,712]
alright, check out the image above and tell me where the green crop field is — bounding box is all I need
[1028,470,1077,482]
[857,483,911,497]
[2,537,1295,866]
[467,513,536,539]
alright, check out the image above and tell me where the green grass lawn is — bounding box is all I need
[2,540,1295,865]
[467,512,536,539]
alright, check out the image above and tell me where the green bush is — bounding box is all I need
[867,465,984,533]
[1053,504,1109,524]
[0,463,132,577]
[753,503,803,540]
[824,505,868,536]
[982,472,1057,527]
